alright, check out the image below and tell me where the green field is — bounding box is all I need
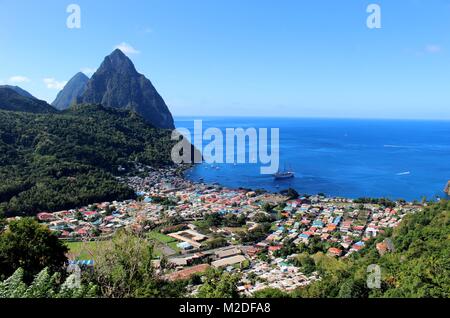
[148,231,177,243]
[148,231,181,253]
[167,241,181,252]
[66,241,109,260]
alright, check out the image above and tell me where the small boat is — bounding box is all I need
[274,166,295,180]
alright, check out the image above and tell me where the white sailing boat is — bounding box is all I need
[274,164,295,180]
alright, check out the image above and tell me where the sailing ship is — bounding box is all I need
[274,165,295,180]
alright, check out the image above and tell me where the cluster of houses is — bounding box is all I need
[164,246,250,287]
[36,200,134,239]
[239,260,320,295]
[257,198,420,259]
[37,168,264,240]
[35,167,422,294]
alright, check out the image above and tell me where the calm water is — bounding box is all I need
[175,117,450,201]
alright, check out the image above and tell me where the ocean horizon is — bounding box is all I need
[175,116,450,201]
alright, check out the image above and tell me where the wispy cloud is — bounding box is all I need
[8,75,31,84]
[114,42,140,55]
[409,44,444,57]
[425,44,442,54]
[81,67,96,77]
[43,78,67,90]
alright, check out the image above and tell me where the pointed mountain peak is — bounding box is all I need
[80,50,175,129]
[73,72,89,81]
[102,49,137,73]
[52,72,89,110]
[110,48,127,58]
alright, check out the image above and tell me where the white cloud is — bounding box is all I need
[81,67,96,76]
[8,75,30,83]
[43,78,67,90]
[425,44,442,54]
[114,42,140,55]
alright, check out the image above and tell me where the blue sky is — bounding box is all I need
[0,0,450,119]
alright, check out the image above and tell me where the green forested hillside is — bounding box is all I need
[0,85,37,99]
[0,88,57,114]
[0,104,177,216]
[294,200,450,298]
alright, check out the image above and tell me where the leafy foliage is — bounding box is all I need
[196,268,241,298]
[280,188,299,200]
[353,197,396,208]
[238,222,272,244]
[0,267,97,298]
[0,218,68,281]
[292,253,316,275]
[89,230,186,298]
[252,288,291,298]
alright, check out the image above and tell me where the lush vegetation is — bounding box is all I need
[0,218,68,282]
[252,288,291,298]
[353,197,397,208]
[0,221,187,298]
[196,268,241,298]
[86,230,186,298]
[0,267,97,298]
[280,188,299,200]
[0,104,177,216]
[0,87,57,114]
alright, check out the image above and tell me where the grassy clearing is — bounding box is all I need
[148,231,181,253]
[148,231,176,243]
[167,241,181,252]
[66,240,109,260]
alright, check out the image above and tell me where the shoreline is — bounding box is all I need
[181,164,444,204]
[35,165,425,240]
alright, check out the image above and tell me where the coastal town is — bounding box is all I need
[33,167,422,295]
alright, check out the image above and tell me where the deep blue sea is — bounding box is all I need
[174,117,450,201]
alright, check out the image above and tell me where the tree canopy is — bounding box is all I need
[0,267,97,298]
[197,268,241,298]
[0,218,68,281]
[89,230,186,298]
